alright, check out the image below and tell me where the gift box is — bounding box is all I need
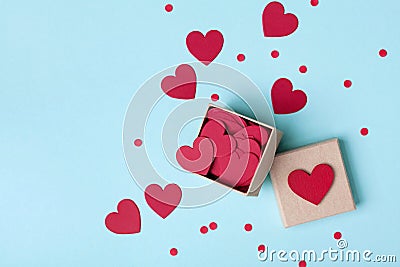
[176,104,282,196]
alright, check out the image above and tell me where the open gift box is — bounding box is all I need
[176,104,282,196]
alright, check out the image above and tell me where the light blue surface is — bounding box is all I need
[1,0,399,266]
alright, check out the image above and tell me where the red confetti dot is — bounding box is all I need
[244,223,252,232]
[299,260,307,267]
[310,0,319,6]
[170,248,178,256]
[237,53,245,62]
[271,50,279,58]
[211,93,219,101]
[200,226,208,234]
[360,128,369,136]
[299,65,308,73]
[379,49,387,57]
[209,222,218,230]
[334,232,342,239]
[344,80,352,88]
[258,244,265,252]
[134,138,142,147]
[165,4,173,12]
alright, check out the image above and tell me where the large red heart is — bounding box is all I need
[200,119,237,157]
[271,78,307,114]
[186,30,224,65]
[262,1,299,37]
[105,199,141,234]
[206,107,246,134]
[288,164,334,205]
[161,64,197,100]
[176,137,215,175]
[234,125,270,146]
[144,183,182,219]
[210,152,259,189]
[236,137,262,158]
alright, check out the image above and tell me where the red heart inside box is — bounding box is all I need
[176,106,272,193]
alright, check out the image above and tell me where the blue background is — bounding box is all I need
[1,0,399,266]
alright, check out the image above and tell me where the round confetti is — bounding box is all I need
[344,80,352,88]
[165,4,173,12]
[209,222,218,230]
[299,260,307,267]
[134,138,143,147]
[271,50,279,58]
[360,127,369,136]
[170,248,178,256]
[334,231,342,240]
[244,223,253,232]
[310,0,319,6]
[200,226,208,234]
[237,53,245,62]
[299,65,308,74]
[379,49,387,57]
[211,93,219,101]
[258,244,266,252]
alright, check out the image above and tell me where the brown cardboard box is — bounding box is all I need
[270,138,356,227]
[194,104,282,196]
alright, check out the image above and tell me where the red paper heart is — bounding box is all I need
[206,107,246,134]
[176,137,215,175]
[210,152,259,189]
[271,78,307,114]
[161,64,196,100]
[105,199,141,234]
[200,119,237,157]
[262,1,299,37]
[236,137,262,158]
[145,183,182,219]
[288,164,334,205]
[234,125,270,146]
[186,30,224,65]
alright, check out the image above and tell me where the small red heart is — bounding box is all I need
[288,164,334,205]
[144,183,182,219]
[271,78,307,114]
[176,137,215,175]
[105,199,141,234]
[262,2,299,37]
[200,119,237,157]
[161,64,196,100]
[186,30,224,65]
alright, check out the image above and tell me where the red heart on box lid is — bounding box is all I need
[288,164,334,205]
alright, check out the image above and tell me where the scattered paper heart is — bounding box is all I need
[161,64,197,100]
[262,1,299,37]
[186,30,224,65]
[105,199,141,234]
[271,78,307,114]
[145,183,182,219]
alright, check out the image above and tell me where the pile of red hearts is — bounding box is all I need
[176,107,270,193]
